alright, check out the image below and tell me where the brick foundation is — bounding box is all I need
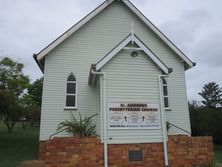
[40,135,214,167]
[168,135,214,167]
[39,141,46,160]
[108,143,164,167]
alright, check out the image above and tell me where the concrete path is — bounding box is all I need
[17,160,44,167]
[216,163,222,167]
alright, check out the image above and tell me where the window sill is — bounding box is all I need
[64,107,77,110]
[165,108,171,111]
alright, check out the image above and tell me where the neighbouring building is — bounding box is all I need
[34,0,213,166]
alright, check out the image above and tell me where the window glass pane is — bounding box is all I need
[66,95,75,107]
[67,83,76,94]
[164,97,169,108]
[162,78,167,84]
[67,75,76,81]
[163,86,168,96]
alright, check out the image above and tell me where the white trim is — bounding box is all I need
[96,34,169,74]
[162,78,170,109]
[123,0,193,68]
[165,108,171,111]
[64,107,78,110]
[123,47,143,50]
[36,0,193,69]
[65,73,77,108]
[37,0,114,61]
[158,75,169,166]
[134,36,169,73]
[96,35,131,71]
[90,70,108,167]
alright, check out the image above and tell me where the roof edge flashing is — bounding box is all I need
[33,54,44,73]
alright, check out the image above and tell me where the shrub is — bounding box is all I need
[57,112,97,137]
[189,106,222,144]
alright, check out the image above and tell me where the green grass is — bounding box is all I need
[0,120,222,166]
[0,121,39,167]
[215,145,222,163]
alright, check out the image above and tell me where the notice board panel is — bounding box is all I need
[108,102,161,129]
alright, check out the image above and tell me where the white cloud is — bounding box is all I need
[193,31,222,67]
[0,0,221,101]
[159,9,212,53]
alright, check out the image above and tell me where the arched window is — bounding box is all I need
[66,74,76,107]
[162,78,169,108]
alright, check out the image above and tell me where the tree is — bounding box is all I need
[189,105,222,144]
[0,57,29,133]
[199,82,222,109]
[17,77,43,129]
[27,77,43,106]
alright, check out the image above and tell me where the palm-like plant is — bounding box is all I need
[57,112,97,137]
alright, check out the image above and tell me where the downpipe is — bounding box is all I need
[92,70,169,167]
[158,75,169,167]
[91,70,108,167]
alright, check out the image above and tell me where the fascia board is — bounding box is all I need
[123,0,194,68]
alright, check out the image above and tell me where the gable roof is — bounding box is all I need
[96,33,170,73]
[88,33,173,85]
[34,0,195,71]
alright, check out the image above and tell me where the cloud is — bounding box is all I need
[159,9,212,52]
[192,31,222,67]
[0,0,104,81]
[186,65,222,101]
[0,0,221,102]
[159,8,222,101]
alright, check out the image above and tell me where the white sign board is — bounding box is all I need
[108,102,161,129]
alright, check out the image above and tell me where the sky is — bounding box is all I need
[0,0,221,101]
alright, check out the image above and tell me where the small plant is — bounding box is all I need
[207,160,215,167]
[57,112,97,137]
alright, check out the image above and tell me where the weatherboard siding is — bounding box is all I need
[40,1,190,141]
[101,49,163,143]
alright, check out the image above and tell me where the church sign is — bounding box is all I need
[108,102,161,129]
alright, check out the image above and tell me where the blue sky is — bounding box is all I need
[0,0,221,101]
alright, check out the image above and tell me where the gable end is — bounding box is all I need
[34,0,194,72]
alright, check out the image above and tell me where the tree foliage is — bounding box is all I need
[20,77,43,128]
[0,57,29,133]
[199,82,222,108]
[0,57,29,97]
[27,77,43,106]
[189,104,222,144]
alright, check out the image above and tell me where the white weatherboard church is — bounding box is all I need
[34,0,195,166]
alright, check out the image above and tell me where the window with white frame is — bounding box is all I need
[66,74,76,108]
[162,78,169,108]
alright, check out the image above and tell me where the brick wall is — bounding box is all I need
[45,137,104,167]
[108,143,164,167]
[168,135,214,167]
[40,135,214,167]
[39,141,46,160]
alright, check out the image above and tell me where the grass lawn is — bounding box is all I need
[0,121,39,167]
[215,145,222,164]
[0,121,222,167]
